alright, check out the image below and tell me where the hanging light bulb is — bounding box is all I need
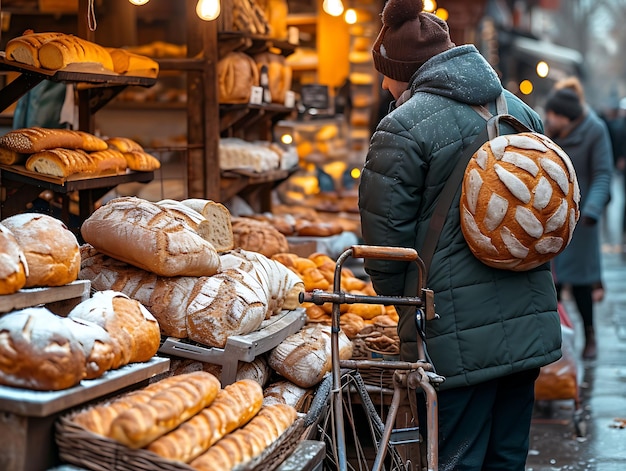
[196,0,221,21]
[344,8,357,25]
[128,0,150,5]
[323,0,344,17]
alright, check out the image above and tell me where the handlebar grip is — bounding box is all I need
[351,245,418,261]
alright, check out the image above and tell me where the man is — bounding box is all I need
[358,0,562,469]
[545,86,613,360]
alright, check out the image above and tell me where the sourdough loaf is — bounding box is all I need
[5,31,65,68]
[262,380,310,410]
[79,245,193,338]
[0,223,28,295]
[217,52,259,103]
[68,290,160,368]
[0,307,86,390]
[1,213,80,288]
[189,403,297,471]
[181,198,234,252]
[254,52,292,104]
[108,371,221,448]
[26,148,97,177]
[231,217,289,258]
[80,196,220,277]
[67,317,116,380]
[147,378,263,462]
[460,132,580,270]
[38,35,114,71]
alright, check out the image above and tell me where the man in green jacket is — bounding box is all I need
[358,0,562,469]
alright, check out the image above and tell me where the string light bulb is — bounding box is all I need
[323,0,344,17]
[196,0,221,21]
[128,0,150,5]
[344,8,357,24]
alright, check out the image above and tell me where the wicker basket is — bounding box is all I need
[56,411,305,471]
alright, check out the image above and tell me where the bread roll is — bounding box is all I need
[1,213,79,288]
[0,307,86,390]
[181,198,234,252]
[5,31,65,68]
[460,132,580,271]
[147,378,263,462]
[217,52,259,103]
[269,324,352,388]
[81,196,220,277]
[0,223,28,295]
[189,403,297,471]
[0,127,85,153]
[79,245,193,338]
[109,371,221,448]
[25,148,96,177]
[106,47,159,77]
[38,35,114,71]
[68,290,160,369]
[105,136,144,153]
[231,217,289,258]
[186,267,268,348]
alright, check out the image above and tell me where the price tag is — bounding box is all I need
[249,86,263,105]
[284,90,295,108]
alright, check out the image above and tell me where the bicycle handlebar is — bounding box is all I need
[351,245,418,261]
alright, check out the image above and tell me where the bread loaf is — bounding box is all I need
[68,290,160,368]
[189,403,297,471]
[254,52,292,104]
[0,307,86,390]
[147,378,263,462]
[71,372,216,437]
[231,217,289,258]
[122,150,161,171]
[186,267,268,348]
[79,245,193,338]
[460,132,580,270]
[181,198,234,252]
[0,223,28,295]
[0,148,27,165]
[5,31,65,68]
[25,148,96,177]
[81,196,221,277]
[105,136,144,153]
[106,47,159,77]
[217,52,259,103]
[262,380,310,410]
[269,324,353,388]
[88,148,128,173]
[38,35,114,71]
[1,127,85,153]
[109,371,221,448]
[67,317,116,380]
[1,213,80,288]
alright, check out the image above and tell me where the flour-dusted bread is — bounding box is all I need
[81,196,220,277]
[181,198,234,252]
[68,290,160,368]
[268,324,353,388]
[0,223,28,295]
[262,379,311,410]
[38,34,114,71]
[460,132,580,271]
[231,217,289,258]
[1,213,80,288]
[5,30,65,67]
[79,244,194,338]
[0,307,87,390]
[66,316,116,380]
[186,267,268,348]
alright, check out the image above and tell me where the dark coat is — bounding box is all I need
[551,108,613,285]
[358,45,561,390]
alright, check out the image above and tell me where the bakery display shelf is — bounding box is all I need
[159,308,306,386]
[0,279,90,314]
[219,102,295,133]
[0,356,170,417]
[218,31,296,58]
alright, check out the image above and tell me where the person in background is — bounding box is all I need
[545,86,613,360]
[358,0,561,469]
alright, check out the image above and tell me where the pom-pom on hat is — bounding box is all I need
[545,88,584,121]
[372,0,455,82]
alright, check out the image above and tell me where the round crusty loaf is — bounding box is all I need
[217,52,259,103]
[0,223,28,295]
[67,317,116,380]
[231,217,289,258]
[0,307,87,390]
[460,132,580,271]
[1,213,80,287]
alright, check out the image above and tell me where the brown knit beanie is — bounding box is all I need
[545,88,584,121]
[372,0,455,82]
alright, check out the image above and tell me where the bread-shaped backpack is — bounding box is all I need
[460,115,580,271]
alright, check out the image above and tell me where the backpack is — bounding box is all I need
[421,94,580,274]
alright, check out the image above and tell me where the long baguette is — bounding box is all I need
[109,371,221,448]
[189,403,297,471]
[38,35,114,71]
[146,378,263,463]
[5,31,65,68]
[25,148,97,177]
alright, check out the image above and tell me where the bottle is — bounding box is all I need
[260,65,272,104]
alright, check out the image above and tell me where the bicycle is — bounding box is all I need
[300,245,445,471]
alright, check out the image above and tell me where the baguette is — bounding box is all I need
[123,150,161,171]
[38,35,114,71]
[0,147,27,165]
[88,148,128,173]
[106,47,159,77]
[106,136,144,153]
[71,372,216,436]
[75,130,108,151]
[189,403,297,471]
[1,127,85,153]
[147,378,263,462]
[25,148,96,177]
[5,31,65,68]
[109,371,221,448]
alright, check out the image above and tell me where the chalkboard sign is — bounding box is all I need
[301,84,329,111]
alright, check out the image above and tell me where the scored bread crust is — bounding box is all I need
[25,148,96,177]
[106,136,144,153]
[5,31,65,68]
[38,35,114,71]
[0,223,28,295]
[217,52,259,103]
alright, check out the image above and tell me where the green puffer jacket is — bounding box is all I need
[358,44,562,391]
